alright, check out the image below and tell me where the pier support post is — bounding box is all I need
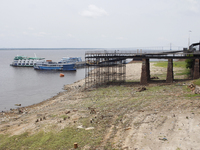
[140,59,149,85]
[146,59,150,81]
[166,59,174,83]
[193,59,199,79]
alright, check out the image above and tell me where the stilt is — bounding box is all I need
[193,59,199,79]
[166,59,174,83]
[140,59,149,84]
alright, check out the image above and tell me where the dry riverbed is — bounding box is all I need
[0,62,200,150]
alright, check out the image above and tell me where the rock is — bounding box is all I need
[77,125,84,129]
[18,109,23,114]
[136,87,146,92]
[90,109,96,114]
[65,111,70,114]
[125,127,131,130]
[159,137,167,141]
[194,86,200,94]
[88,107,96,114]
[150,76,159,79]
[188,83,196,92]
[85,127,94,130]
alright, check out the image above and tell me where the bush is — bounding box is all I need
[185,54,194,69]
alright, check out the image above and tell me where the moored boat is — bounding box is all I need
[33,57,82,71]
[10,55,45,67]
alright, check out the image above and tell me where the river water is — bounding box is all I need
[0,49,95,111]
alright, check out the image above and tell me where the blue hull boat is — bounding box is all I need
[34,63,76,71]
[34,57,82,71]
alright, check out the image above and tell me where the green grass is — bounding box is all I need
[0,127,102,150]
[60,115,68,120]
[154,61,186,68]
[194,79,200,86]
[175,69,190,76]
[184,94,200,98]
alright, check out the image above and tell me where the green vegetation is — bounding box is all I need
[154,61,187,68]
[60,115,68,120]
[194,79,200,86]
[153,61,190,78]
[185,54,194,69]
[0,128,102,150]
[185,94,199,98]
[185,58,193,69]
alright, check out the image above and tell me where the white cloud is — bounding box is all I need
[67,33,74,38]
[33,32,47,37]
[23,32,29,35]
[80,5,108,18]
[0,34,5,37]
[116,37,126,40]
[28,27,34,30]
[186,0,199,13]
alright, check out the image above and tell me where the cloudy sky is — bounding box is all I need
[0,0,200,48]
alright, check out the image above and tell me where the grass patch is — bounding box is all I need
[0,127,102,150]
[194,79,200,86]
[184,94,200,98]
[60,115,68,120]
[175,69,190,76]
[154,61,186,68]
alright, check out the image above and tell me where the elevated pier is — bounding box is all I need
[85,47,200,89]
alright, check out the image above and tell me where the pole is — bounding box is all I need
[188,30,192,48]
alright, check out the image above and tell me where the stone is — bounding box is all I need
[65,111,70,114]
[85,127,94,130]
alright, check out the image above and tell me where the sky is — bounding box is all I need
[0,0,200,48]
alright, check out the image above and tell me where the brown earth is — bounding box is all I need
[0,62,200,150]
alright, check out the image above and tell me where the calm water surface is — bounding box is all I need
[0,49,91,111]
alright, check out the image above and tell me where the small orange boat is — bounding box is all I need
[60,73,64,77]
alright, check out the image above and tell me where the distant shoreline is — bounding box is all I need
[0,48,103,50]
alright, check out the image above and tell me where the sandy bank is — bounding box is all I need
[0,62,199,150]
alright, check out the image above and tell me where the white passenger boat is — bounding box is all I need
[10,55,45,67]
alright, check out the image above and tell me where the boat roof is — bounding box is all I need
[14,56,45,60]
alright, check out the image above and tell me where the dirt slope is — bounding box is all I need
[0,62,200,150]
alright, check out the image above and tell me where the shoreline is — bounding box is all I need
[1,61,199,149]
[0,60,185,115]
[0,61,166,114]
